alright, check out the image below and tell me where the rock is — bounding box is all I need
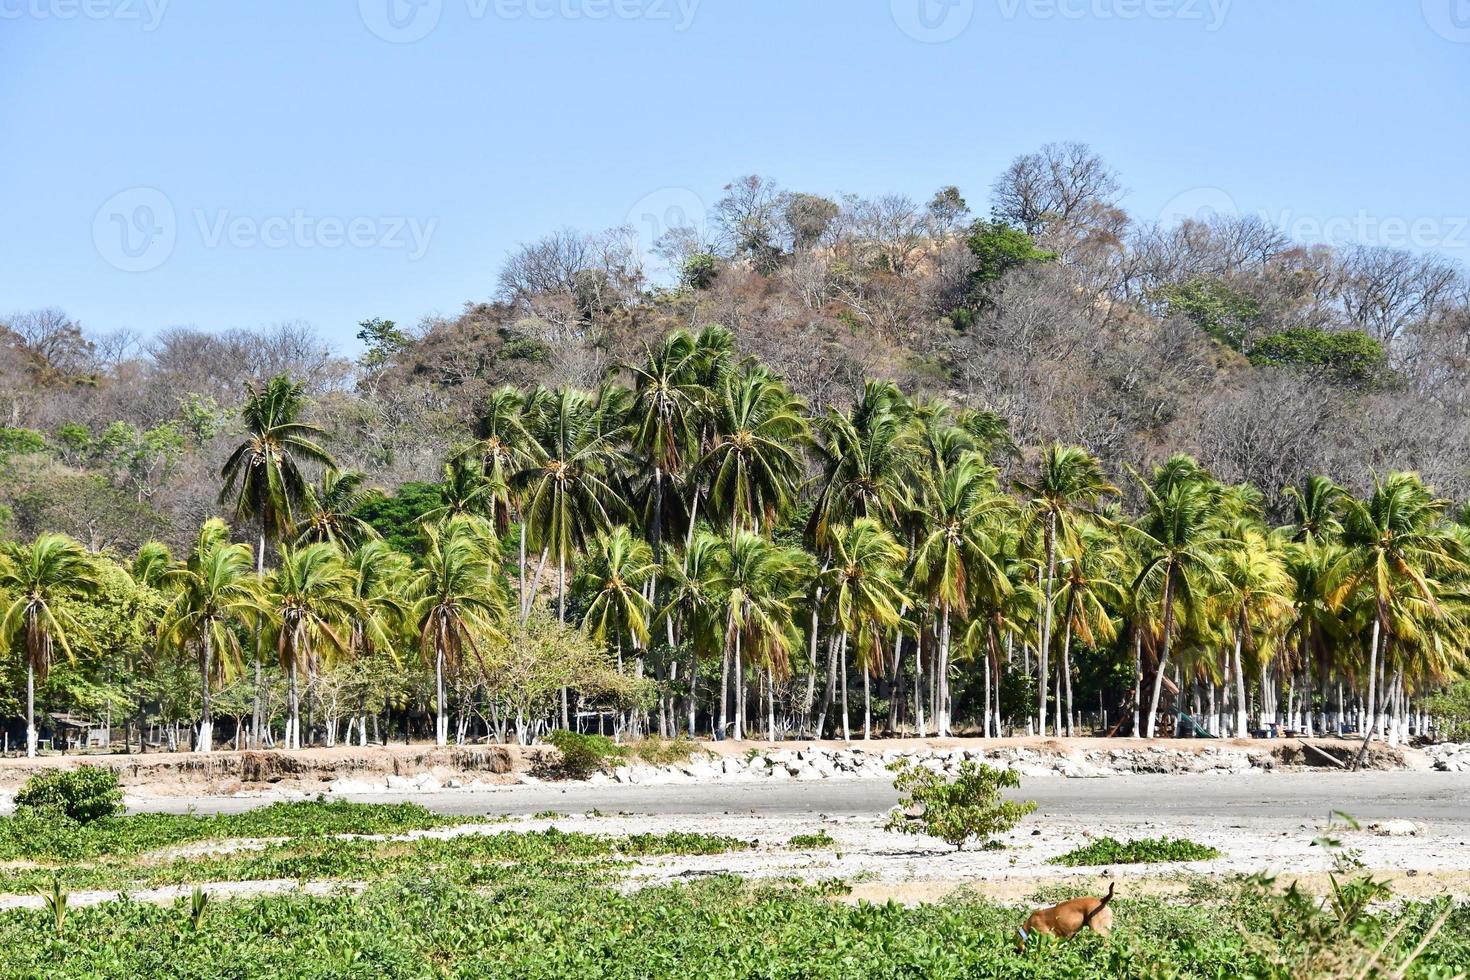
[902,801,926,819]
[612,766,633,784]
[445,778,463,789]
[385,774,416,792]
[327,778,379,794]
[767,765,790,781]
[1370,819,1422,837]
[795,765,825,781]
[413,773,441,791]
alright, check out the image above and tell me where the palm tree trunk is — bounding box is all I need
[733,625,744,741]
[198,631,214,753]
[1233,623,1248,737]
[522,547,550,623]
[557,550,569,730]
[862,666,871,741]
[253,531,265,748]
[287,657,300,751]
[1362,616,1381,745]
[25,658,37,758]
[982,644,992,738]
[1132,629,1142,739]
[687,641,699,738]
[914,623,926,736]
[435,642,448,748]
[768,666,777,742]
[938,604,952,737]
[518,523,527,613]
[816,634,838,738]
[1038,515,1056,738]
[838,632,851,742]
[1060,595,1076,737]
[1144,572,1176,738]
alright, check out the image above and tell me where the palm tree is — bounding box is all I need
[910,453,1013,736]
[341,539,411,745]
[659,532,729,736]
[1284,475,1345,547]
[702,369,808,542]
[627,331,705,566]
[581,526,657,666]
[716,531,813,741]
[411,517,508,747]
[0,534,100,757]
[1216,530,1293,737]
[1332,473,1462,747]
[515,387,630,630]
[268,543,357,749]
[294,469,382,548]
[158,521,264,753]
[1051,521,1126,736]
[823,519,908,740]
[468,385,535,603]
[807,381,919,548]
[1124,467,1226,738]
[1015,444,1116,736]
[219,373,335,744]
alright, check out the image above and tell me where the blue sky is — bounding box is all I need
[2,0,1467,352]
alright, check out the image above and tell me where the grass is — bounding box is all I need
[0,827,755,894]
[788,830,837,849]
[0,874,1463,978]
[0,799,474,862]
[1049,836,1223,867]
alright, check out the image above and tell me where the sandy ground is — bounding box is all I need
[2,770,1467,910]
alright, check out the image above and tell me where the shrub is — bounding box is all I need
[788,830,836,849]
[14,766,123,824]
[1050,835,1222,866]
[626,737,697,766]
[545,730,625,779]
[884,760,1036,851]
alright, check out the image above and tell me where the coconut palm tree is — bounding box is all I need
[0,534,100,757]
[219,373,335,743]
[659,532,729,736]
[1124,466,1226,738]
[627,331,705,565]
[294,469,382,548]
[807,381,919,549]
[1284,475,1345,547]
[701,369,808,542]
[268,542,357,749]
[411,517,508,747]
[515,387,630,630]
[468,385,536,604]
[158,522,265,753]
[1051,521,1127,736]
[1014,444,1116,736]
[823,519,908,740]
[716,531,813,741]
[340,539,412,745]
[910,453,1013,737]
[1216,529,1293,736]
[580,526,657,666]
[1332,472,1463,747]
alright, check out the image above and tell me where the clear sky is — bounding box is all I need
[3,0,1467,353]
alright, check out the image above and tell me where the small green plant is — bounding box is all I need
[544,730,626,779]
[37,876,67,937]
[626,737,697,766]
[1050,836,1222,867]
[884,760,1036,851]
[188,885,210,931]
[533,811,566,820]
[15,766,124,824]
[788,830,836,849]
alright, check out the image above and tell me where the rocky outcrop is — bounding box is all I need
[1428,743,1470,772]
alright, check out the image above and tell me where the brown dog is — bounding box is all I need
[1018,882,1115,947]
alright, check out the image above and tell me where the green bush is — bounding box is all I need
[545,730,625,779]
[788,830,836,849]
[14,766,123,824]
[884,760,1036,851]
[1050,835,1222,866]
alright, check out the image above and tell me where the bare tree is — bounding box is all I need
[991,142,1122,239]
[713,175,784,270]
